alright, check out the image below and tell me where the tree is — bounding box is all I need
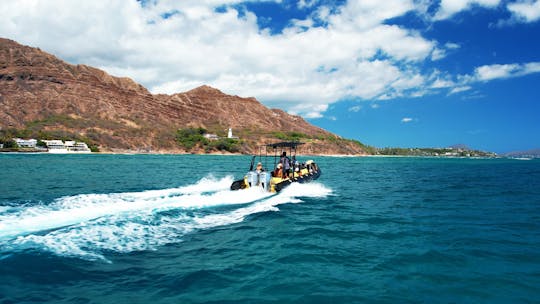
[1,139,18,149]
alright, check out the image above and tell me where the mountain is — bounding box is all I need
[0,38,369,155]
[504,149,540,158]
[449,144,470,150]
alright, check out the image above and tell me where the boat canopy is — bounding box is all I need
[265,141,305,149]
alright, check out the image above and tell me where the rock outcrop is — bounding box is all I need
[0,38,368,155]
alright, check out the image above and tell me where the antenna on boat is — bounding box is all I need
[249,155,256,171]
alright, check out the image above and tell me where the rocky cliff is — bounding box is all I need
[0,38,369,155]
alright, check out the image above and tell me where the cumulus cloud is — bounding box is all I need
[1,0,535,119]
[0,0,443,118]
[474,62,540,81]
[433,0,501,20]
[507,0,540,23]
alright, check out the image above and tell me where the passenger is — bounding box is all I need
[274,163,283,178]
[255,162,264,173]
[295,166,301,177]
[280,152,291,178]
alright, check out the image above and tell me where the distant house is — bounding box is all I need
[13,138,37,148]
[42,140,91,153]
[42,140,68,153]
[66,141,91,152]
[204,133,219,141]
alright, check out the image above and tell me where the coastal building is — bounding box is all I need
[21,139,92,153]
[42,140,68,153]
[204,133,219,141]
[67,142,91,153]
[0,143,3,149]
[13,138,37,148]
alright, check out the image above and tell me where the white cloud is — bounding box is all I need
[2,0,509,119]
[431,78,455,89]
[507,0,540,23]
[449,86,472,95]
[0,0,443,118]
[348,105,362,112]
[298,0,318,9]
[474,62,540,81]
[431,48,447,61]
[434,0,501,20]
[401,117,415,123]
[431,42,460,61]
[445,42,460,49]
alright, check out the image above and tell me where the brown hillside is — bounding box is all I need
[0,38,369,155]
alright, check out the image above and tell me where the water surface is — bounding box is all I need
[1,154,539,303]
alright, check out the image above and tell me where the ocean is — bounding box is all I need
[1,154,539,303]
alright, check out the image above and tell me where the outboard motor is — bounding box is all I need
[246,171,258,187]
[259,171,271,192]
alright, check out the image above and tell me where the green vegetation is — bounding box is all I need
[0,124,99,152]
[0,138,18,149]
[176,127,207,150]
[347,139,378,155]
[377,147,496,157]
[175,127,240,153]
[206,138,240,153]
[271,131,310,141]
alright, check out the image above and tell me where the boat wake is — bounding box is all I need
[0,176,331,261]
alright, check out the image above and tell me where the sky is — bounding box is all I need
[1,0,539,153]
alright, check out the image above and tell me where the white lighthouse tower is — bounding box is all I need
[227,128,233,138]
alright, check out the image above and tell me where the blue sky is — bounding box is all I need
[1,0,539,153]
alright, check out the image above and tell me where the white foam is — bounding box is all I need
[0,206,12,214]
[0,176,243,241]
[0,180,331,261]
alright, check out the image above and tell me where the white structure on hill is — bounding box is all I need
[42,140,91,153]
[13,138,37,148]
[227,128,239,139]
[204,133,219,140]
[65,141,91,152]
[42,140,68,153]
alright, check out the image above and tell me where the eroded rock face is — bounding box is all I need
[0,38,368,155]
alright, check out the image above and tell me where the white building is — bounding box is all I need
[67,142,91,153]
[42,140,91,153]
[13,138,37,148]
[204,133,219,141]
[42,140,68,153]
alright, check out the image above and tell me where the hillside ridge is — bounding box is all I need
[0,37,369,155]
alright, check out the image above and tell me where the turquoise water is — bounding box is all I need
[1,154,539,303]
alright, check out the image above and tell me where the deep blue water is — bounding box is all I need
[1,154,540,303]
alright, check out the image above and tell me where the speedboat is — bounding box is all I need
[230,141,321,193]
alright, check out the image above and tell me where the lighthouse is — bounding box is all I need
[227,128,238,139]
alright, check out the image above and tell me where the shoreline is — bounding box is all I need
[0,150,506,159]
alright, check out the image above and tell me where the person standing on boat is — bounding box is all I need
[280,151,291,178]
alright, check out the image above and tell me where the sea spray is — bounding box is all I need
[0,177,331,260]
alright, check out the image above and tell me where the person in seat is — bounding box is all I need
[273,163,283,178]
[255,162,264,173]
